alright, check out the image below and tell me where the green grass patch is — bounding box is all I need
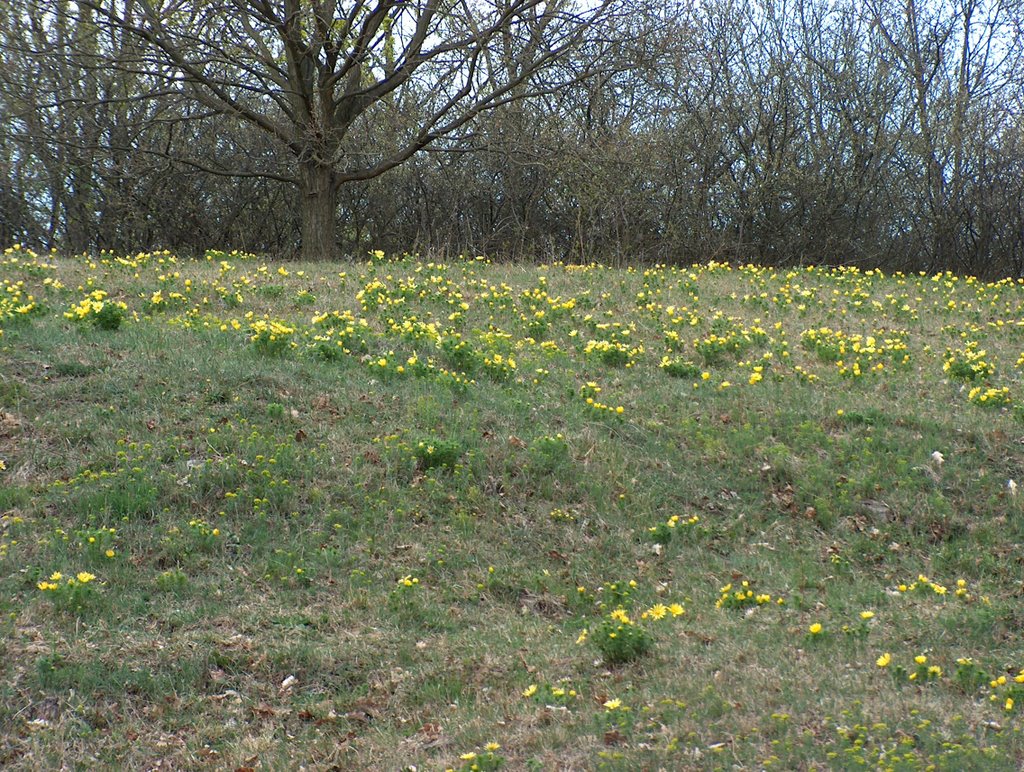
[1,248,1024,768]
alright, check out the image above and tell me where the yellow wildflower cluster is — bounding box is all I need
[64,289,128,328]
[967,385,1012,408]
[481,352,517,380]
[521,680,578,704]
[579,381,624,416]
[800,326,910,377]
[249,318,296,352]
[0,277,39,335]
[586,600,685,664]
[36,570,100,610]
[584,338,644,368]
[648,514,700,546]
[37,570,96,591]
[659,355,701,378]
[716,580,784,610]
[896,574,949,595]
[943,341,995,381]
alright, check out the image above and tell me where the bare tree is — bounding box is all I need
[4,0,1023,273]
[49,0,617,260]
[866,0,1024,272]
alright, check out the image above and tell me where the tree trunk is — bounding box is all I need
[299,161,338,261]
[65,162,95,254]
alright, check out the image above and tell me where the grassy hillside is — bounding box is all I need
[2,245,1024,769]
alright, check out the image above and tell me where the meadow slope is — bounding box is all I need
[2,246,1024,769]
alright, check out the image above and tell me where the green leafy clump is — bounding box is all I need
[527,433,570,474]
[593,609,654,664]
[249,319,296,355]
[36,570,101,612]
[413,437,463,471]
[92,302,125,330]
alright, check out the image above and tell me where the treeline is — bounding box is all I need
[2,0,1023,275]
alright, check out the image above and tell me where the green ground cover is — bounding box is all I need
[2,245,1024,769]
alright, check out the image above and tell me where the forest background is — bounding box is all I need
[1,0,1022,277]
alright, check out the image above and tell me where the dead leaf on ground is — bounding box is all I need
[0,410,23,437]
[400,722,450,752]
[250,703,280,718]
[312,394,337,413]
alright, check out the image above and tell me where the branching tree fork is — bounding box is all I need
[68,0,618,259]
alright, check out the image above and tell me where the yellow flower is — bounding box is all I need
[876,653,891,668]
[1006,698,1015,711]
[808,623,823,635]
[76,572,96,583]
[860,610,875,620]
[609,608,631,624]
[914,655,928,665]
[49,572,62,581]
[105,549,115,558]
[484,742,501,751]
[460,752,477,761]
[668,603,684,616]
[603,698,621,710]
[645,604,668,620]
[522,684,537,698]
[575,629,588,645]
